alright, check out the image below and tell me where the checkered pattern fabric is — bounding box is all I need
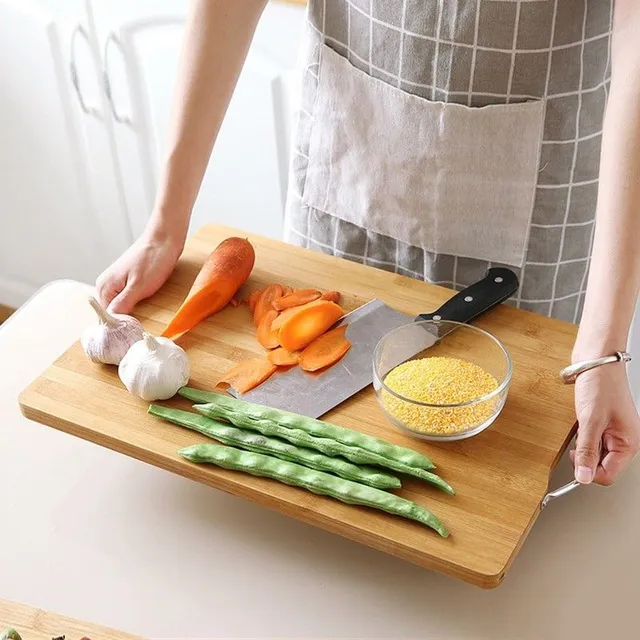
[284,0,613,322]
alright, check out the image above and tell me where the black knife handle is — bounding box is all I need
[416,267,519,323]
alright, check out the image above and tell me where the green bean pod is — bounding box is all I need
[179,443,449,537]
[179,387,435,470]
[193,403,455,495]
[149,404,401,490]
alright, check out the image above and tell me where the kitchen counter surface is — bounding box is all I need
[2,280,639,639]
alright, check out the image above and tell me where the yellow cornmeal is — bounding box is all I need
[381,356,499,435]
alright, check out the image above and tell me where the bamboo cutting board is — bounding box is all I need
[19,225,578,588]
[0,598,144,639]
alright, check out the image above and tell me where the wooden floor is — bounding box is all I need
[0,305,14,324]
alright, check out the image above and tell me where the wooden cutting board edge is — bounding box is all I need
[16,224,580,590]
[0,597,144,640]
[18,384,576,589]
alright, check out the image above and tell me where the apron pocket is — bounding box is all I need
[301,44,545,268]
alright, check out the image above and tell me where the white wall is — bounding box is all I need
[0,0,305,308]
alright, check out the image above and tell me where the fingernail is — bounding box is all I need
[576,466,593,484]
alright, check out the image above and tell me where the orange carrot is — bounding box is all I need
[268,347,300,366]
[278,301,344,352]
[216,358,278,394]
[320,290,341,303]
[161,237,255,341]
[253,284,284,327]
[257,309,280,349]
[248,290,261,313]
[271,299,327,332]
[282,285,294,296]
[273,288,322,311]
[299,326,351,372]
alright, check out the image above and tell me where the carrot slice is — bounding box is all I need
[216,358,278,394]
[282,285,294,296]
[257,309,280,349]
[320,290,341,304]
[268,347,300,366]
[278,301,344,352]
[273,288,322,311]
[271,299,328,332]
[253,284,284,326]
[248,290,262,313]
[161,237,255,341]
[299,326,351,372]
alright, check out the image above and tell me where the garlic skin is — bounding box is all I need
[81,297,144,365]
[118,332,190,401]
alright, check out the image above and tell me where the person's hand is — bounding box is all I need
[571,363,640,485]
[96,225,184,314]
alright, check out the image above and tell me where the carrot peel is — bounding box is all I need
[271,299,328,332]
[273,289,322,311]
[216,358,278,394]
[299,325,351,372]
[257,309,280,349]
[320,290,341,303]
[278,301,344,352]
[268,347,300,366]
[248,290,262,313]
[253,284,284,327]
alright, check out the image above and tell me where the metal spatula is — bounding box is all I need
[229,267,519,418]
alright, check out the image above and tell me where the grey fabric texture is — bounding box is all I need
[284,0,613,323]
[302,45,545,267]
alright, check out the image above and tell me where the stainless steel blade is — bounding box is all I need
[228,299,435,418]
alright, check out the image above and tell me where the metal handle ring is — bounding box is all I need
[69,24,102,119]
[103,32,133,126]
[541,479,581,509]
[541,437,611,509]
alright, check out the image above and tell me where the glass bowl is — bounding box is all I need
[373,320,512,441]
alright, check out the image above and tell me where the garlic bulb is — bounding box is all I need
[118,332,190,401]
[81,296,144,365]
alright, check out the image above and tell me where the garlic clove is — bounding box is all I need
[118,332,190,401]
[81,296,145,365]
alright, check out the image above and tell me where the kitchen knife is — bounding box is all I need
[228,267,519,418]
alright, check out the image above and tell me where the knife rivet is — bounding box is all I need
[433,314,441,321]
[464,296,473,302]
[494,276,503,283]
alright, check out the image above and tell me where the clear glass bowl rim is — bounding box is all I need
[373,319,513,409]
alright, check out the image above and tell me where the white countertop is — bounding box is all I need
[2,281,639,639]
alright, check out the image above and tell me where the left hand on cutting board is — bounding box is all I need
[572,365,640,485]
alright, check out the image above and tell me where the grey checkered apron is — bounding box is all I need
[284,0,613,322]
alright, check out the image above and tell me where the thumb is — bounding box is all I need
[108,282,140,314]
[573,411,604,484]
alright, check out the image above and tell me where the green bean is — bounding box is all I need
[149,405,401,490]
[193,403,455,495]
[0,630,22,640]
[179,387,435,470]
[179,444,449,537]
